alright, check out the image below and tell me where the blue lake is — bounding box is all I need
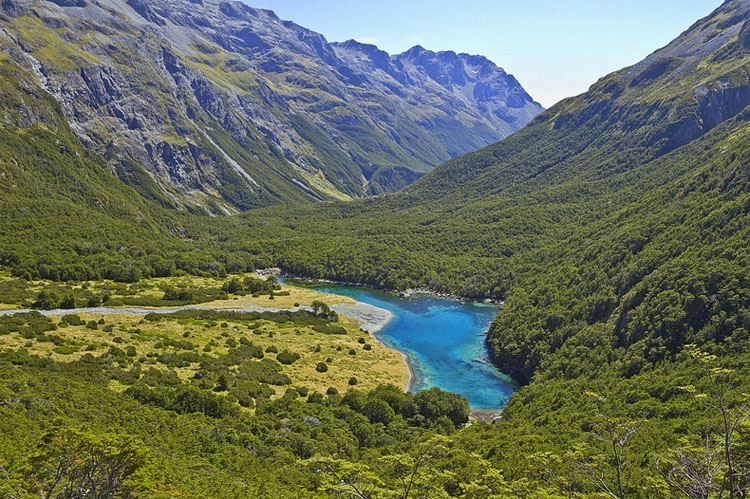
[296,282,518,410]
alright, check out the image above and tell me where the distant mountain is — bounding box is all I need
[0,0,542,212]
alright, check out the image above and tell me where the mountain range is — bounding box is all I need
[0,0,541,212]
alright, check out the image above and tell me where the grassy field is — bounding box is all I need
[0,271,356,309]
[0,274,407,396]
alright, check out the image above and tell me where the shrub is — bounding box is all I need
[62,314,83,326]
[60,295,76,309]
[276,350,299,365]
[315,362,328,373]
[34,290,60,310]
[307,392,324,404]
[348,377,358,386]
[214,374,229,392]
[363,399,395,425]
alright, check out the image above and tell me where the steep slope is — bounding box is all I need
[331,41,541,192]
[0,0,541,211]
[408,0,749,203]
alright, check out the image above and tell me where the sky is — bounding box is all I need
[245,0,723,107]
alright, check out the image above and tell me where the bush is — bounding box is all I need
[62,314,83,326]
[315,362,328,373]
[162,286,193,302]
[307,392,324,404]
[363,398,395,425]
[276,350,300,365]
[348,377,358,386]
[326,387,338,396]
[214,374,229,392]
[60,295,76,309]
[34,290,60,310]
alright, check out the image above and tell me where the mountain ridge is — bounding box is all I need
[0,0,542,211]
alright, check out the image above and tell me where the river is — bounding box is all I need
[292,282,518,410]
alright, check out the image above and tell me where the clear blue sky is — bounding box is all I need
[244,0,722,107]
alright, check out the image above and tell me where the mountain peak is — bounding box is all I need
[0,0,543,207]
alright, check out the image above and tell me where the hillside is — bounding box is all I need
[0,0,541,212]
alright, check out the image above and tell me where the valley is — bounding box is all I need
[0,0,748,497]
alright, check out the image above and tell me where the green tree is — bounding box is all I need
[28,427,144,499]
[362,399,395,425]
[311,300,331,317]
[680,345,750,498]
[33,290,60,310]
[576,390,644,498]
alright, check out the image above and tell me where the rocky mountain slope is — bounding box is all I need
[0,2,748,496]
[0,0,541,212]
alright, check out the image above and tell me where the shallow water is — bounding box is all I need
[298,283,518,410]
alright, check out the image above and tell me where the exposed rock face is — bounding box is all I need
[0,0,543,211]
[333,41,543,156]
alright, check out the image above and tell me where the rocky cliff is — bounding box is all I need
[0,0,542,211]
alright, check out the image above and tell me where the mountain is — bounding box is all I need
[0,0,541,212]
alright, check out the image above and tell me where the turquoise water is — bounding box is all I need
[298,282,518,410]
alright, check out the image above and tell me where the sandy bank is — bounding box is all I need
[331,302,414,392]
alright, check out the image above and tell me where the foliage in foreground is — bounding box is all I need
[0,341,748,498]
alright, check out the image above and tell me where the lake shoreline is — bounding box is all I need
[300,281,517,409]
[330,301,415,392]
[280,273,503,305]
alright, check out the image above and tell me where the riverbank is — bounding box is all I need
[280,274,502,305]
[331,302,415,392]
[470,408,503,422]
